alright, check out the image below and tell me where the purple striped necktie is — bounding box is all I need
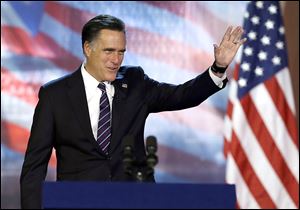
[96,82,111,154]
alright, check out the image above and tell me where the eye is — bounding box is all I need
[104,50,113,55]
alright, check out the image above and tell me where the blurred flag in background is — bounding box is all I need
[224,1,299,208]
[1,1,245,187]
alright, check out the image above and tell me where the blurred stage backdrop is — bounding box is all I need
[2,1,247,208]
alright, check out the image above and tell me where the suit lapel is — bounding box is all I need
[110,77,128,152]
[66,69,102,152]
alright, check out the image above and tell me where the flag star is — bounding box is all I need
[276,41,284,49]
[256,1,264,9]
[261,35,271,45]
[279,26,285,34]
[241,62,251,71]
[258,51,267,61]
[272,56,281,65]
[265,20,274,30]
[254,66,264,76]
[248,31,257,40]
[244,11,249,19]
[238,78,247,87]
[244,47,253,56]
[251,16,260,25]
[268,4,277,14]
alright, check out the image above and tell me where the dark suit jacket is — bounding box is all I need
[20,65,227,208]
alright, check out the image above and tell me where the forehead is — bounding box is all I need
[95,29,126,44]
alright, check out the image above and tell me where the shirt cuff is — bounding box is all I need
[208,67,227,88]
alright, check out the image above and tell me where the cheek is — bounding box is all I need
[91,54,106,65]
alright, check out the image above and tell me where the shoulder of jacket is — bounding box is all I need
[117,65,145,79]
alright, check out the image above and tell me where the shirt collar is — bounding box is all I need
[81,64,100,95]
[81,64,114,98]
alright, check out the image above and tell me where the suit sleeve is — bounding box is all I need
[144,68,228,113]
[20,86,55,209]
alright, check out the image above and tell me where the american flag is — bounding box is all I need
[224,1,299,208]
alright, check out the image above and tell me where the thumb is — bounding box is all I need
[213,44,218,51]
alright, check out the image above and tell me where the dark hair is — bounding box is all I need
[81,14,125,49]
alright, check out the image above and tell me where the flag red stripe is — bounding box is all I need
[241,94,299,206]
[1,26,46,56]
[143,1,229,41]
[265,76,299,148]
[1,120,30,153]
[223,101,233,157]
[45,1,213,72]
[231,130,276,208]
[35,32,81,70]
[235,201,240,209]
[227,100,234,119]
[232,64,240,80]
[45,1,92,33]
[1,26,81,70]
[1,120,57,167]
[1,67,39,105]
[223,137,230,159]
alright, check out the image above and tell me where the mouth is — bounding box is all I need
[107,67,119,72]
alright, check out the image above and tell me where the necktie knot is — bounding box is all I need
[98,82,106,92]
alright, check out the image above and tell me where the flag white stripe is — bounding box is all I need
[250,82,299,181]
[40,14,83,60]
[1,2,27,30]
[223,115,232,142]
[275,68,296,115]
[1,93,34,130]
[231,80,295,209]
[2,54,69,84]
[226,154,260,209]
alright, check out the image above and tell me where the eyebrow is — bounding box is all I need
[103,48,126,52]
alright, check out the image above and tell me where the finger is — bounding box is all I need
[240,37,247,45]
[229,26,242,43]
[221,26,233,43]
[213,44,218,54]
[233,32,243,43]
[236,37,247,47]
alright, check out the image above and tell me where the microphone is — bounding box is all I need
[146,136,158,168]
[122,135,135,175]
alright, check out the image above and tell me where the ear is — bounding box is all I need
[83,41,92,57]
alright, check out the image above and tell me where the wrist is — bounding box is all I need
[211,61,227,73]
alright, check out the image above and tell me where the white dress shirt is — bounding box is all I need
[81,64,115,140]
[81,64,225,140]
[208,67,227,88]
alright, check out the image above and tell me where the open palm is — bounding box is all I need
[214,26,247,67]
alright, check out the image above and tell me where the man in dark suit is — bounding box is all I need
[20,14,246,209]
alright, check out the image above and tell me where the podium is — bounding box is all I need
[43,181,236,209]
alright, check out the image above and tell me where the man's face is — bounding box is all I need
[84,29,126,82]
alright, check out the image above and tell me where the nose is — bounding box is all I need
[110,52,122,65]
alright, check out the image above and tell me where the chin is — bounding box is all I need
[105,74,117,82]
